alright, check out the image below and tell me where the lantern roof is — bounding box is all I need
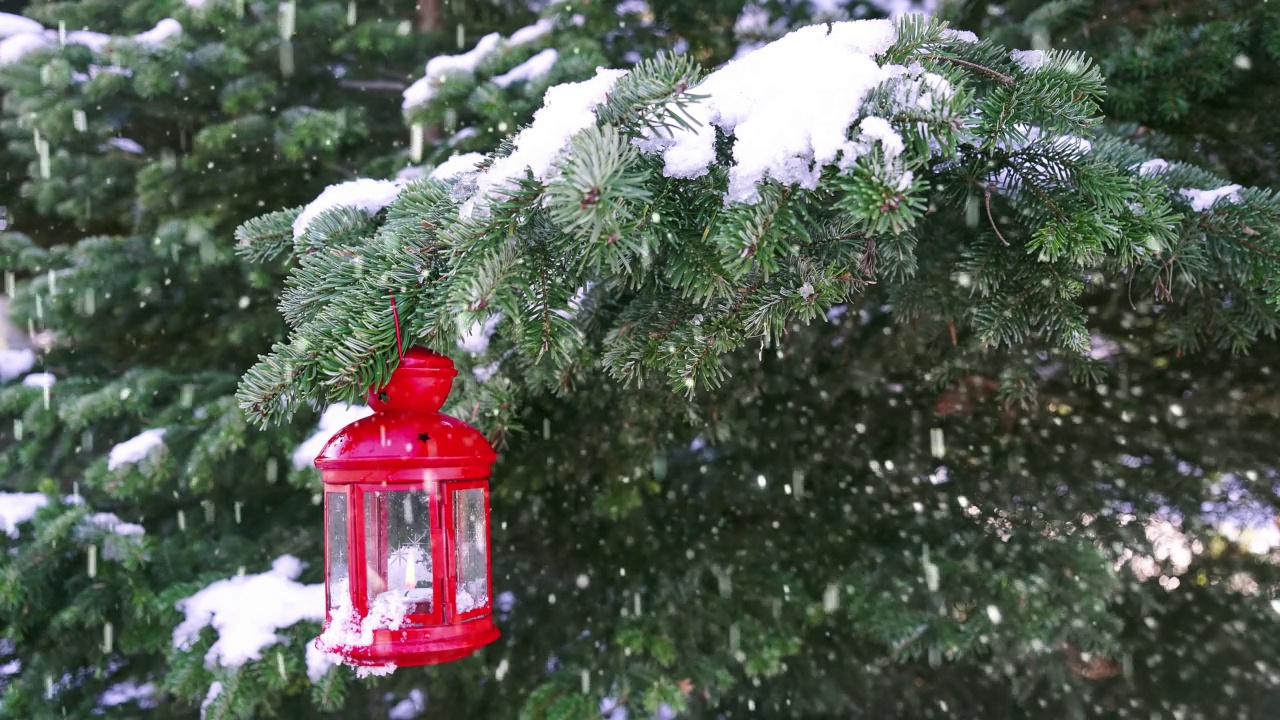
[315,348,497,471]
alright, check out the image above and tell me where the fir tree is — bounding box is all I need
[235,3,1280,718]
[0,0,441,716]
[3,1,1280,719]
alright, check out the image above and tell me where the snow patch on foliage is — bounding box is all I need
[1009,49,1047,72]
[305,641,336,682]
[807,0,849,17]
[396,165,427,182]
[987,125,1092,193]
[292,403,374,469]
[450,127,479,146]
[457,315,503,355]
[174,555,325,670]
[1136,159,1169,176]
[1180,185,1242,212]
[854,116,905,160]
[734,4,783,37]
[66,30,110,52]
[403,19,554,110]
[430,153,486,181]
[132,19,182,47]
[106,137,144,154]
[942,28,978,43]
[0,349,35,381]
[200,682,222,718]
[0,12,41,38]
[80,512,144,537]
[293,179,403,239]
[98,681,157,709]
[473,361,501,383]
[461,68,627,218]
[21,372,56,388]
[78,512,146,561]
[2,17,183,64]
[71,19,180,51]
[0,492,47,538]
[637,21,904,204]
[616,0,651,16]
[71,64,132,83]
[107,428,166,471]
[866,0,937,18]
[388,689,427,719]
[0,32,50,64]
[403,32,501,109]
[509,17,555,45]
[730,4,787,60]
[493,48,558,88]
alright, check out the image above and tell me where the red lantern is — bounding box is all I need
[313,348,498,670]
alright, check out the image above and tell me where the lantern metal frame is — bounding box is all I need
[315,348,499,667]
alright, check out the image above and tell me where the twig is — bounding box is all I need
[1236,237,1280,264]
[985,187,1010,246]
[922,53,1016,86]
[338,79,408,91]
[1198,220,1280,263]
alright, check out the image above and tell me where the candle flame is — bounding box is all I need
[404,549,416,590]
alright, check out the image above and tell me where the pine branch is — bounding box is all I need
[922,53,1016,86]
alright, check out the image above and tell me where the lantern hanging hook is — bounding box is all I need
[389,291,404,361]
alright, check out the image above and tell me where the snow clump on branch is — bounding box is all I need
[172,555,325,670]
[402,18,555,109]
[635,21,916,203]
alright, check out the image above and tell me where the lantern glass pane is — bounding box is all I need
[364,490,433,614]
[326,492,349,610]
[452,488,488,614]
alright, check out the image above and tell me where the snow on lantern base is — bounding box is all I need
[315,580,410,677]
[313,348,500,672]
[316,576,500,672]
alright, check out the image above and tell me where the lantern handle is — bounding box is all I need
[390,292,404,361]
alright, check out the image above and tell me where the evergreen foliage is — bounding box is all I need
[0,0,433,716]
[236,12,1279,434]
[2,0,1280,718]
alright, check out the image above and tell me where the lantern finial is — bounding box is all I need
[367,347,457,413]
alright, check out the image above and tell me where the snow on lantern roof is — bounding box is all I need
[315,349,496,472]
